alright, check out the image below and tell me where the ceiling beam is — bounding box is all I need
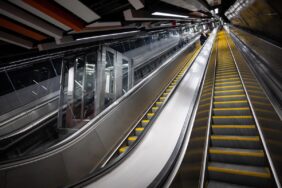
[0,30,33,49]
[0,1,63,39]
[0,17,47,41]
[128,0,144,10]
[9,0,70,31]
[23,0,85,32]
[55,0,100,23]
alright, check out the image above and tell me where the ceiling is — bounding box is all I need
[0,0,234,56]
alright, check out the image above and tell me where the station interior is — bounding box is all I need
[0,0,282,187]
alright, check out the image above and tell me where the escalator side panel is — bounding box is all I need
[169,35,218,188]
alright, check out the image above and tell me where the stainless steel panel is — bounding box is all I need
[0,39,200,188]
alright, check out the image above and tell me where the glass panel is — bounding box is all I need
[122,59,129,93]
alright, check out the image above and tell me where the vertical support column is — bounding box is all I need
[115,51,123,99]
[80,56,86,119]
[57,58,66,129]
[128,59,134,89]
[95,46,106,115]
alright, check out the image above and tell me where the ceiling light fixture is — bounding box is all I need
[152,12,188,18]
[76,30,140,41]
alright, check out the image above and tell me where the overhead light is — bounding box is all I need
[76,30,140,41]
[152,12,188,18]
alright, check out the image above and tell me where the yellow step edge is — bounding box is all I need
[208,166,271,178]
[147,113,154,117]
[216,72,238,76]
[135,127,144,131]
[214,94,245,98]
[213,107,250,111]
[142,119,150,123]
[156,102,163,105]
[159,97,166,100]
[216,81,241,85]
[152,106,159,110]
[119,146,128,153]
[128,136,138,141]
[211,135,260,141]
[215,89,244,93]
[213,100,248,104]
[209,149,264,157]
[216,78,240,81]
[212,115,253,119]
[212,125,256,129]
[217,69,236,72]
[215,85,242,89]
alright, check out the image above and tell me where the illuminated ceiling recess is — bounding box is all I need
[152,12,189,18]
[160,0,208,12]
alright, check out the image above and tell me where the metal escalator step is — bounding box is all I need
[216,78,240,82]
[208,162,272,187]
[217,68,237,72]
[119,146,128,154]
[215,85,243,90]
[152,106,159,112]
[135,127,144,136]
[213,100,249,108]
[141,119,149,127]
[212,125,256,136]
[147,113,155,119]
[209,147,266,166]
[216,73,238,77]
[213,107,251,115]
[210,135,262,149]
[214,95,246,101]
[216,81,241,86]
[216,75,239,79]
[215,90,244,95]
[212,115,254,125]
[207,180,254,188]
[128,136,138,145]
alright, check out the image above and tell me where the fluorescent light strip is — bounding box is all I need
[152,12,188,18]
[76,30,140,41]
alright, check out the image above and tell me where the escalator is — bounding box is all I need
[206,31,275,187]
[166,30,280,188]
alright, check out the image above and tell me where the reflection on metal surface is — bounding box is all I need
[169,29,217,188]
[225,0,282,44]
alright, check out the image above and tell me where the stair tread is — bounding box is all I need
[208,162,270,178]
[211,135,259,140]
[208,180,254,188]
[209,147,264,157]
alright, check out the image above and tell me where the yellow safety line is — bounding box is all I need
[142,119,149,123]
[213,100,248,104]
[214,94,245,98]
[215,90,244,94]
[215,85,242,89]
[135,127,144,131]
[212,125,255,129]
[209,149,264,157]
[119,146,128,153]
[208,166,271,178]
[212,115,252,119]
[128,136,137,141]
[211,135,260,141]
[213,107,250,111]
